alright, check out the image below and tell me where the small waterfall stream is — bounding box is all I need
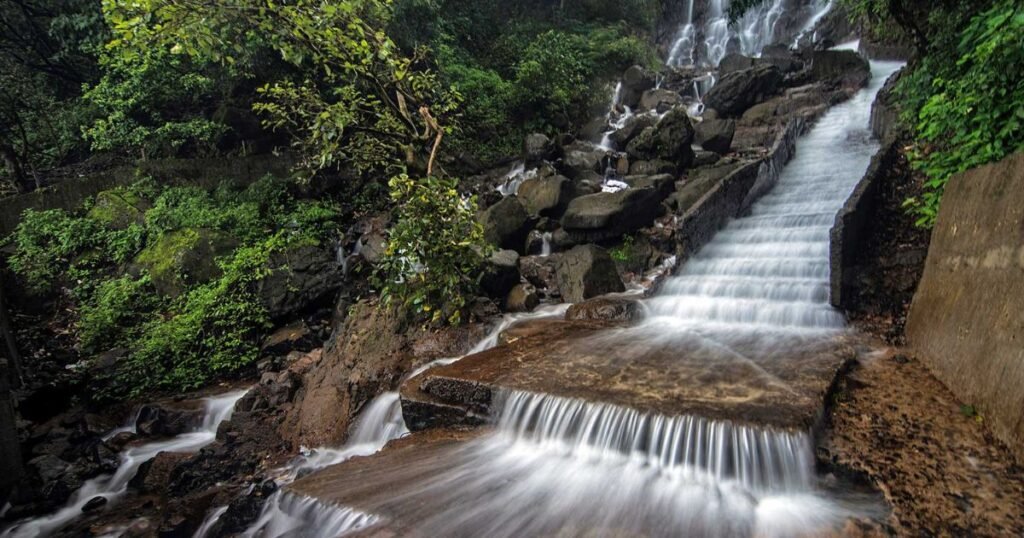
[1,390,249,538]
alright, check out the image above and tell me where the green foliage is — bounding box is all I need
[608,235,636,263]
[101,0,459,178]
[6,177,341,396]
[83,47,228,158]
[900,1,1023,227]
[376,174,489,325]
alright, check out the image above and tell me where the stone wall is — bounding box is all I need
[675,118,803,262]
[0,154,292,236]
[905,152,1024,463]
[829,139,902,309]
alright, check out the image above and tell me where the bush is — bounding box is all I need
[376,174,490,325]
[901,1,1024,227]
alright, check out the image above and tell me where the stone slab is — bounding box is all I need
[402,318,856,431]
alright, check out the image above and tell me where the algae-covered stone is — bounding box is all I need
[134,228,239,296]
[88,189,149,229]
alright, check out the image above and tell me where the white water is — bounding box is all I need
[2,390,249,538]
[668,0,834,68]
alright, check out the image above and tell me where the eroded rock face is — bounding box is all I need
[555,245,624,303]
[478,196,533,252]
[704,64,784,118]
[565,297,643,322]
[625,108,695,169]
[279,300,484,447]
[257,244,343,319]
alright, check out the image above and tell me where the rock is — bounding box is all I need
[565,297,643,322]
[609,113,658,149]
[519,255,561,296]
[694,119,736,154]
[623,174,676,198]
[209,480,279,535]
[628,160,677,176]
[704,64,783,117]
[523,133,557,166]
[692,150,722,167]
[620,65,656,108]
[638,88,683,113]
[81,496,108,512]
[260,321,315,356]
[134,228,239,297]
[517,175,575,218]
[669,162,743,213]
[480,249,521,300]
[478,196,533,251]
[524,230,548,256]
[257,244,343,319]
[811,50,871,90]
[551,228,577,250]
[555,245,625,303]
[87,189,149,229]
[559,145,606,180]
[757,44,803,73]
[506,284,540,313]
[718,53,755,75]
[561,188,665,242]
[129,451,191,494]
[625,108,695,169]
[136,404,203,438]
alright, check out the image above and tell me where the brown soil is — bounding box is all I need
[822,349,1024,536]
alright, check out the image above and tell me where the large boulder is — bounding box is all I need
[620,65,656,108]
[523,133,558,166]
[87,189,149,229]
[694,119,736,154]
[628,160,677,176]
[704,64,784,118]
[559,144,606,179]
[505,283,539,313]
[625,108,695,169]
[257,244,344,319]
[561,188,665,242]
[718,53,755,76]
[480,249,521,299]
[638,88,683,113]
[134,228,239,297]
[555,245,625,303]
[811,50,871,90]
[608,113,658,149]
[478,196,533,251]
[517,175,575,218]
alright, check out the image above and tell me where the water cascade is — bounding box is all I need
[668,0,834,68]
[1,390,249,538]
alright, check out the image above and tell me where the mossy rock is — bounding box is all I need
[134,228,239,297]
[88,189,150,229]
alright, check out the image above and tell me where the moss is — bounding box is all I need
[134,228,239,296]
[87,189,149,229]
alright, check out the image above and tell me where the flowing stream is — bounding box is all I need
[253,57,902,536]
[1,390,249,538]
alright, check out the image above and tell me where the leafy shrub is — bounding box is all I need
[901,1,1024,227]
[376,174,489,325]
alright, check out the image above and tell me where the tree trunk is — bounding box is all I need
[888,0,929,56]
[0,357,23,505]
[0,142,30,194]
[0,282,21,388]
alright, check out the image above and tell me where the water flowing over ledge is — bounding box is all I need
[494,389,814,492]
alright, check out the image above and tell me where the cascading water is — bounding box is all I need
[1,390,249,538]
[261,58,901,537]
[667,0,834,68]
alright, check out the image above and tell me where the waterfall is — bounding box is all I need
[2,390,249,538]
[667,0,834,68]
[495,390,813,492]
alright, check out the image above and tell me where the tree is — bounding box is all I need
[101,0,460,179]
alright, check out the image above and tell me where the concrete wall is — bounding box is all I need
[829,139,902,309]
[906,152,1024,463]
